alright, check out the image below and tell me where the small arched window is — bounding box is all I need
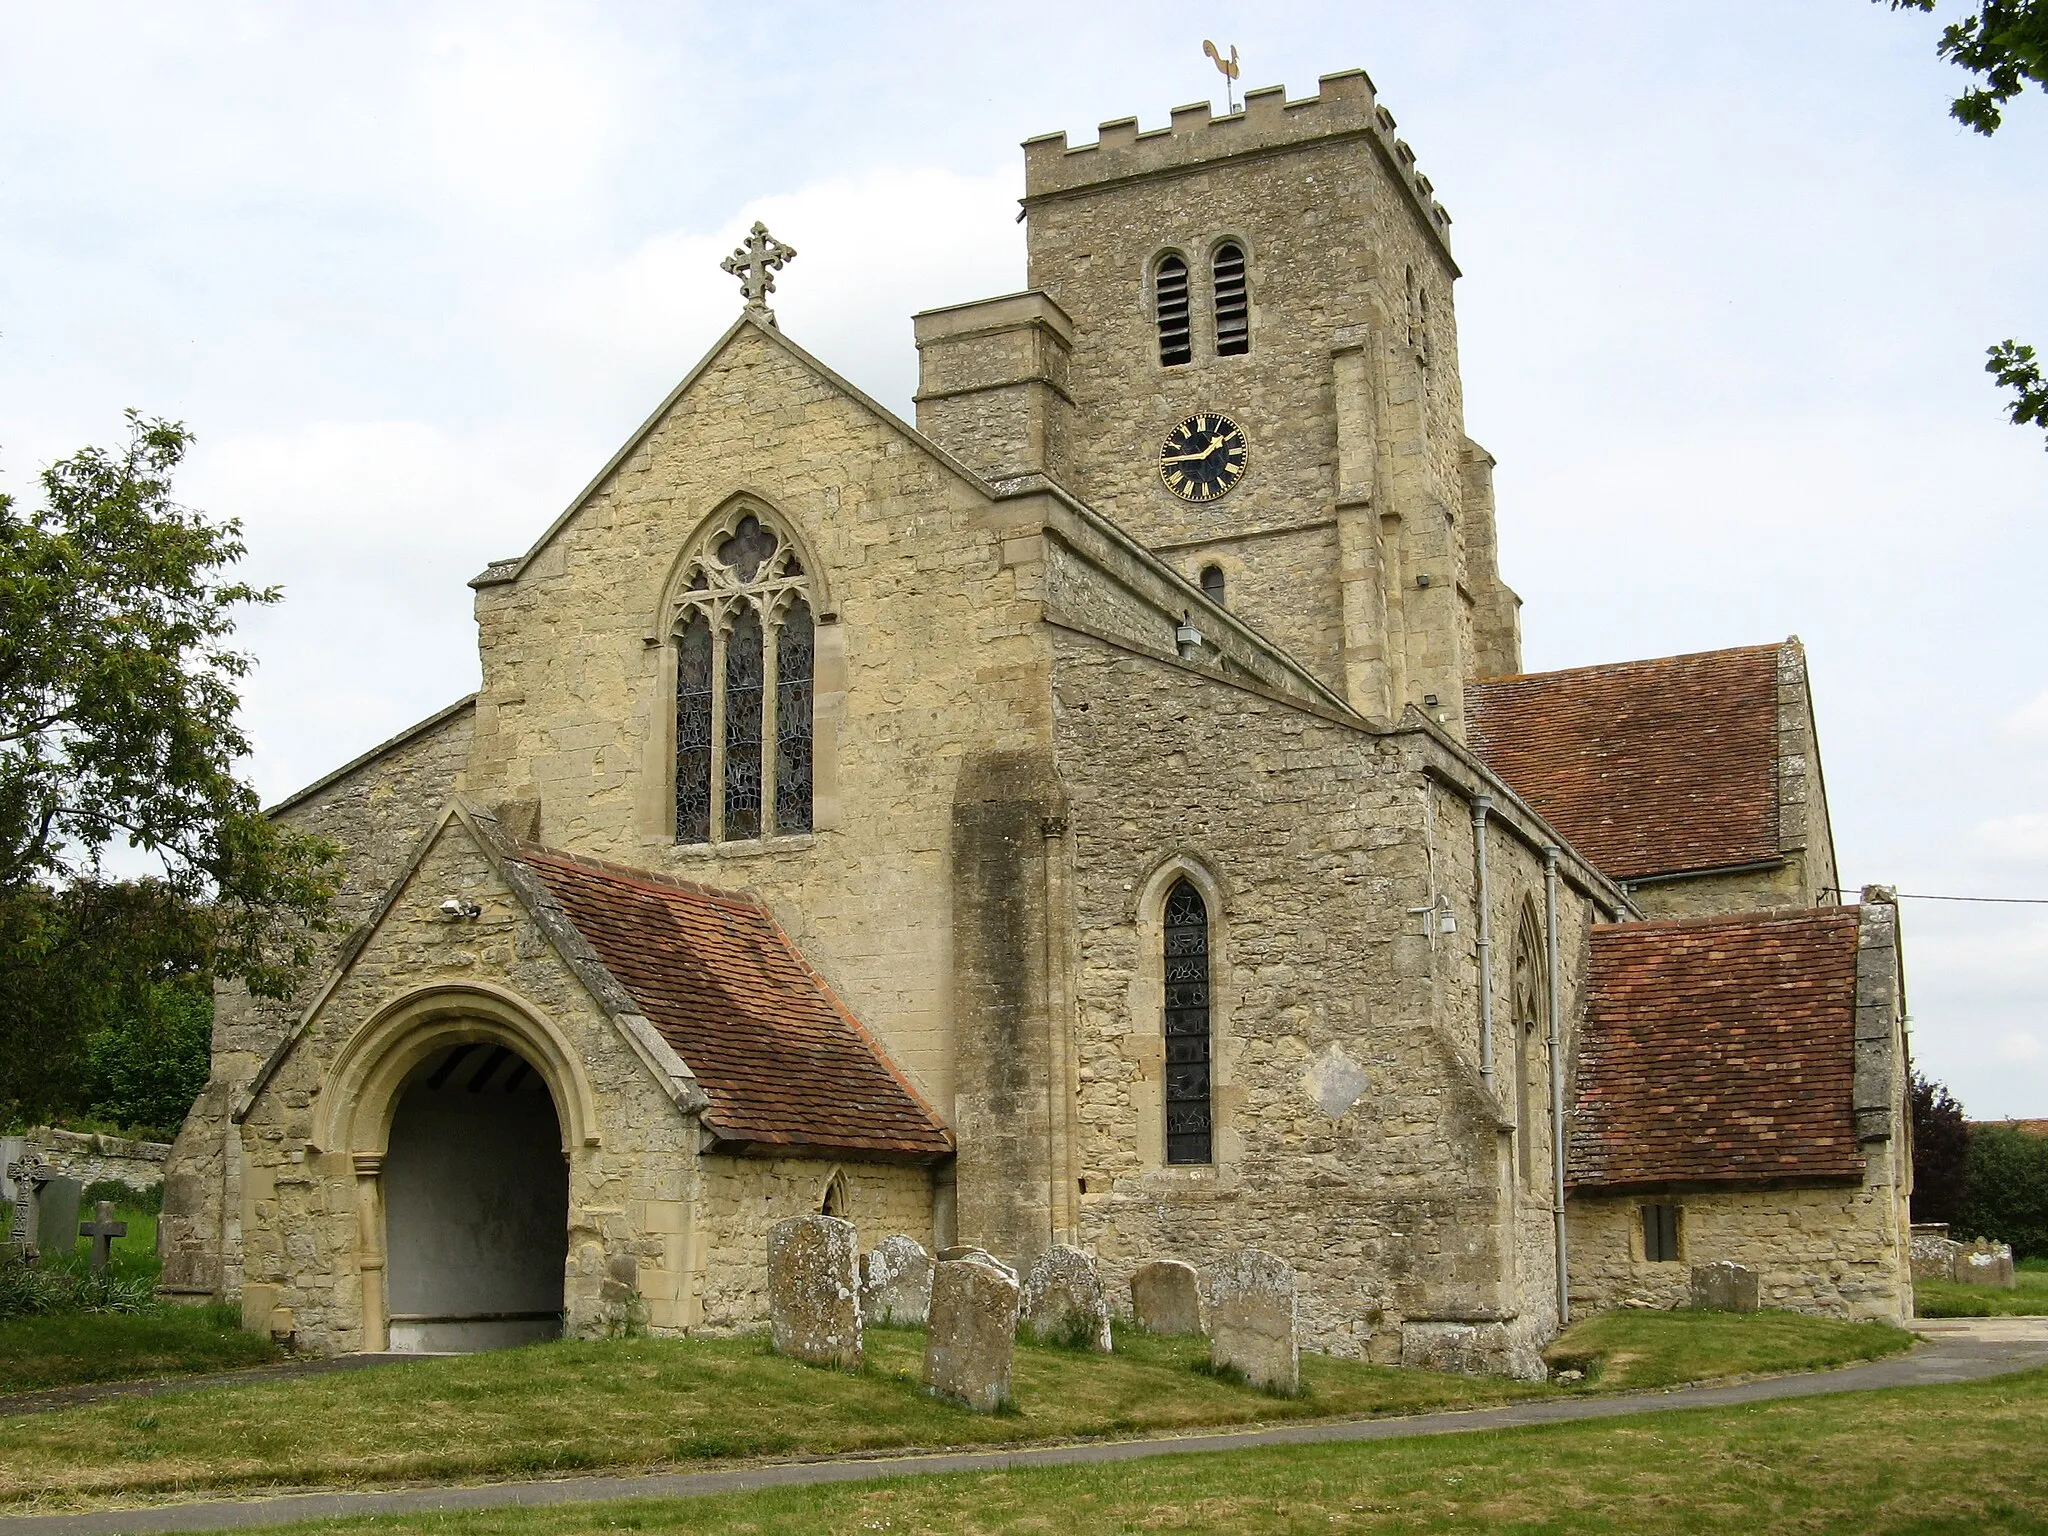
[1510,912,1547,1188]
[1212,242,1249,356]
[1163,879,1213,1165]
[1199,564,1226,606]
[1154,254,1192,367]
[672,511,814,844]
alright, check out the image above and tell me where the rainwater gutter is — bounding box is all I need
[1471,795,1495,1090]
[1544,843,1569,1326]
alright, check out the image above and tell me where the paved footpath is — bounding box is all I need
[6,1318,2046,1536]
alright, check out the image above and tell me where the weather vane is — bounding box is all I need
[1204,40,1241,114]
[721,221,798,327]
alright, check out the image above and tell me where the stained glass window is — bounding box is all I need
[775,598,814,835]
[1163,879,1213,1165]
[717,516,778,582]
[674,612,713,844]
[723,608,765,840]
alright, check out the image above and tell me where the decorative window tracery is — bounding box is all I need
[1163,878,1214,1165]
[1154,254,1192,367]
[1212,242,1250,356]
[671,510,815,844]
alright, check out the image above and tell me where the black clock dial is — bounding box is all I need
[1158,413,1248,502]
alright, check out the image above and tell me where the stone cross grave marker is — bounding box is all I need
[81,1201,129,1275]
[4,1152,42,1257]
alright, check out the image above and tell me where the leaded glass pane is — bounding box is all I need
[717,515,778,582]
[723,608,765,840]
[674,613,713,844]
[1163,878,1212,1164]
[774,598,814,835]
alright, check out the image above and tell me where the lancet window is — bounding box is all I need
[1212,242,1250,356]
[1511,914,1547,1189]
[1154,254,1192,367]
[672,511,814,844]
[1163,879,1214,1165]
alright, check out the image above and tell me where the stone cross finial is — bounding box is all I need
[721,221,797,326]
[80,1200,127,1275]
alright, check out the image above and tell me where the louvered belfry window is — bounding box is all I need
[1154,254,1192,366]
[1163,878,1214,1164]
[672,510,815,844]
[1212,242,1249,356]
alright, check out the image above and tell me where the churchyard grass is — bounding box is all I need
[0,1312,1923,1513]
[222,1365,2048,1536]
[1916,1257,2048,1317]
[1542,1307,1915,1390]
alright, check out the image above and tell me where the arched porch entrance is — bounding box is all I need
[382,1043,569,1352]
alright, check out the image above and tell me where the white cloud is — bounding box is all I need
[2000,688,2048,742]
[1998,1032,2045,1064]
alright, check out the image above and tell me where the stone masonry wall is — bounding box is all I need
[1053,629,1604,1372]
[160,700,475,1301]
[19,1128,169,1192]
[1566,1144,1912,1322]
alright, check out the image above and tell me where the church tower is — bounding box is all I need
[917,71,1520,733]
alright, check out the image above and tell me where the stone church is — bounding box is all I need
[161,68,1914,1377]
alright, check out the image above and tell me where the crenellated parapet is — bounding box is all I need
[1021,70,1452,262]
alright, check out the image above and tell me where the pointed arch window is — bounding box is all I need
[1510,913,1547,1188]
[672,510,814,844]
[1154,254,1192,367]
[1163,879,1213,1165]
[1212,242,1249,356]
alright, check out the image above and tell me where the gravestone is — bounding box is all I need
[81,1201,129,1276]
[4,1150,41,1257]
[1689,1260,1760,1312]
[859,1235,933,1326]
[766,1214,862,1369]
[1207,1248,1299,1395]
[35,1176,82,1264]
[1130,1259,1204,1335]
[924,1255,1020,1411]
[1910,1223,1961,1283]
[1020,1244,1112,1350]
[1958,1240,2016,1288]
[936,1245,1017,1283]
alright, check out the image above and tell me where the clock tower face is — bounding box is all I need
[1158,413,1248,502]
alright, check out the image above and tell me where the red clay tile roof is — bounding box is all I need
[1465,644,1782,883]
[520,850,953,1161]
[1569,907,1864,1189]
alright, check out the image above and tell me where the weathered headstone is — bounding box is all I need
[1020,1244,1112,1350]
[80,1201,128,1276]
[936,1245,1017,1283]
[1130,1259,1204,1336]
[1207,1248,1299,1395]
[35,1176,81,1264]
[1910,1223,1961,1283]
[1958,1239,2016,1288]
[860,1234,934,1326]
[1689,1260,1760,1313]
[924,1255,1020,1411]
[766,1214,862,1369]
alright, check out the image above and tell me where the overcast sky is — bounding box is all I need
[3,2,2043,1115]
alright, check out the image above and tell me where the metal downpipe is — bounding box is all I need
[1472,795,1495,1089]
[1544,843,1569,1326]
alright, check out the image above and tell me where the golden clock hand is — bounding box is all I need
[1162,436,1227,465]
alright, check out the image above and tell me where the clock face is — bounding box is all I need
[1158,413,1248,502]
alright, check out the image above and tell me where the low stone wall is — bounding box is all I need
[16,1128,170,1193]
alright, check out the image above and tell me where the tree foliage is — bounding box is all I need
[0,415,337,1130]
[1886,1,2048,446]
[1910,1072,1975,1225]
[1961,1124,2048,1258]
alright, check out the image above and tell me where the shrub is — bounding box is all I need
[1911,1073,1973,1225]
[1961,1125,2048,1259]
[80,1179,162,1215]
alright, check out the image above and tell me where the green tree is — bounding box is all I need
[1961,1123,2048,1257]
[83,976,214,1142]
[1886,1,2048,446]
[0,414,337,1129]
[1910,1072,1975,1225]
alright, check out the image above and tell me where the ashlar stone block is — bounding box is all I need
[924,1256,1021,1411]
[767,1214,862,1369]
[1207,1247,1299,1395]
[1020,1243,1112,1351]
[1129,1258,1203,1336]
[860,1234,934,1326]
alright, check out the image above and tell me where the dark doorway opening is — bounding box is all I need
[383,1042,569,1352]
